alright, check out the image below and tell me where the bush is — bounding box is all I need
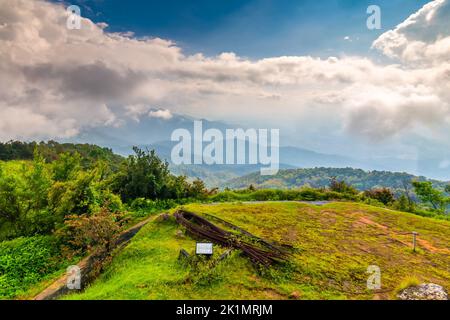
[209,191,247,202]
[0,235,63,298]
[56,207,128,258]
[329,177,358,195]
[363,188,395,205]
[128,198,180,217]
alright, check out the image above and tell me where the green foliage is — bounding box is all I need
[49,170,100,217]
[0,141,34,161]
[0,151,123,241]
[412,181,449,213]
[0,154,54,238]
[393,194,415,213]
[329,177,358,195]
[225,167,447,192]
[0,235,64,299]
[113,147,209,203]
[128,198,179,216]
[363,188,395,205]
[208,187,358,203]
[52,152,81,182]
[56,207,127,257]
[113,147,172,202]
[188,178,209,199]
[0,140,123,170]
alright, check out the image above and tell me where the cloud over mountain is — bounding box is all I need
[0,0,449,143]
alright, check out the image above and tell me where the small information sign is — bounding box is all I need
[196,243,213,255]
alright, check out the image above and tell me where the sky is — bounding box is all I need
[53,0,430,58]
[0,0,450,178]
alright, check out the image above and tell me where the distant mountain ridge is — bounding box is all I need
[65,112,450,182]
[224,167,449,191]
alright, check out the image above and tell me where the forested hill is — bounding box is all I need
[0,140,123,168]
[224,167,449,191]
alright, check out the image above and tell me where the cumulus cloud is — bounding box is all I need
[0,0,449,143]
[372,0,450,64]
[148,109,173,120]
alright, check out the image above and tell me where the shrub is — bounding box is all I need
[364,188,395,205]
[56,207,127,258]
[329,177,358,195]
[0,235,63,298]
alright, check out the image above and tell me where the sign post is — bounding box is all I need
[412,231,418,252]
[196,243,213,256]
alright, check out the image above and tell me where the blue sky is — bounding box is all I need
[55,0,431,58]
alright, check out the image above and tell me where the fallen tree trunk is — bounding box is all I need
[174,210,289,266]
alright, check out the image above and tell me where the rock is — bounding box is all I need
[398,283,448,300]
[175,229,184,238]
[289,291,301,299]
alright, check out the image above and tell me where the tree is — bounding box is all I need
[188,178,208,199]
[49,168,104,218]
[0,170,23,224]
[113,147,172,202]
[445,185,450,194]
[364,188,395,205]
[412,181,448,213]
[401,179,414,208]
[329,177,358,195]
[57,207,127,257]
[52,152,81,182]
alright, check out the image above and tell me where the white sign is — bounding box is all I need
[67,265,81,290]
[196,243,213,255]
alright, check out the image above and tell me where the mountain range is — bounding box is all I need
[65,112,450,186]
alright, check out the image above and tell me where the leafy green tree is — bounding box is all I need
[113,147,172,202]
[0,169,23,224]
[188,178,208,199]
[49,169,100,218]
[329,177,358,195]
[165,175,190,199]
[52,152,81,182]
[364,188,395,205]
[412,181,448,213]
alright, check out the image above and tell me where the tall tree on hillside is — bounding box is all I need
[412,181,449,214]
[113,147,172,202]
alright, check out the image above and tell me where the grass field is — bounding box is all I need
[64,201,450,300]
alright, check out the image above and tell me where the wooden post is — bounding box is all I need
[412,232,418,252]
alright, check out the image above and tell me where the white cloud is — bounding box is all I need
[372,0,450,65]
[0,0,448,143]
[148,109,173,120]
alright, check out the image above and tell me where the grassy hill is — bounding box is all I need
[224,168,448,191]
[0,140,124,169]
[64,202,450,300]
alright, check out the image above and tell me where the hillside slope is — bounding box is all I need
[224,168,448,191]
[64,202,450,300]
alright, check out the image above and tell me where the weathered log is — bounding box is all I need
[174,210,289,266]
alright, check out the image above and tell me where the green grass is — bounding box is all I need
[0,235,72,299]
[64,202,450,300]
